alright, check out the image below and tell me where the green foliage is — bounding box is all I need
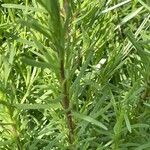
[0,0,150,149]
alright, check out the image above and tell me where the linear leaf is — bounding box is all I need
[144,103,150,107]
[1,4,43,12]
[14,104,50,110]
[18,19,52,39]
[70,51,93,94]
[118,6,143,27]
[138,0,150,12]
[125,30,150,58]
[135,143,150,150]
[102,0,131,13]
[21,57,50,69]
[124,113,132,133]
[73,112,108,130]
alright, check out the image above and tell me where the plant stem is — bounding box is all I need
[12,124,22,150]
[60,59,74,144]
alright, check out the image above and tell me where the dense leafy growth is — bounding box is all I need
[0,0,150,149]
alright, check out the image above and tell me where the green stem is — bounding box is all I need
[60,59,74,144]
[12,124,22,150]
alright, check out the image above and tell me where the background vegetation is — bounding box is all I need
[0,0,150,149]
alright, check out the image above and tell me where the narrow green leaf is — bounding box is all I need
[73,112,108,130]
[21,57,50,69]
[14,104,50,110]
[9,44,15,64]
[117,6,143,27]
[102,0,131,13]
[138,0,150,12]
[37,0,60,19]
[124,113,132,133]
[70,51,93,94]
[135,143,150,150]
[33,38,59,71]
[18,19,52,40]
[0,140,13,147]
[125,30,150,58]
[144,102,150,107]
[1,4,43,12]
[114,109,124,135]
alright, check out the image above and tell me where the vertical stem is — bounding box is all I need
[58,0,74,144]
[12,124,22,150]
[12,119,21,150]
[60,59,74,144]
